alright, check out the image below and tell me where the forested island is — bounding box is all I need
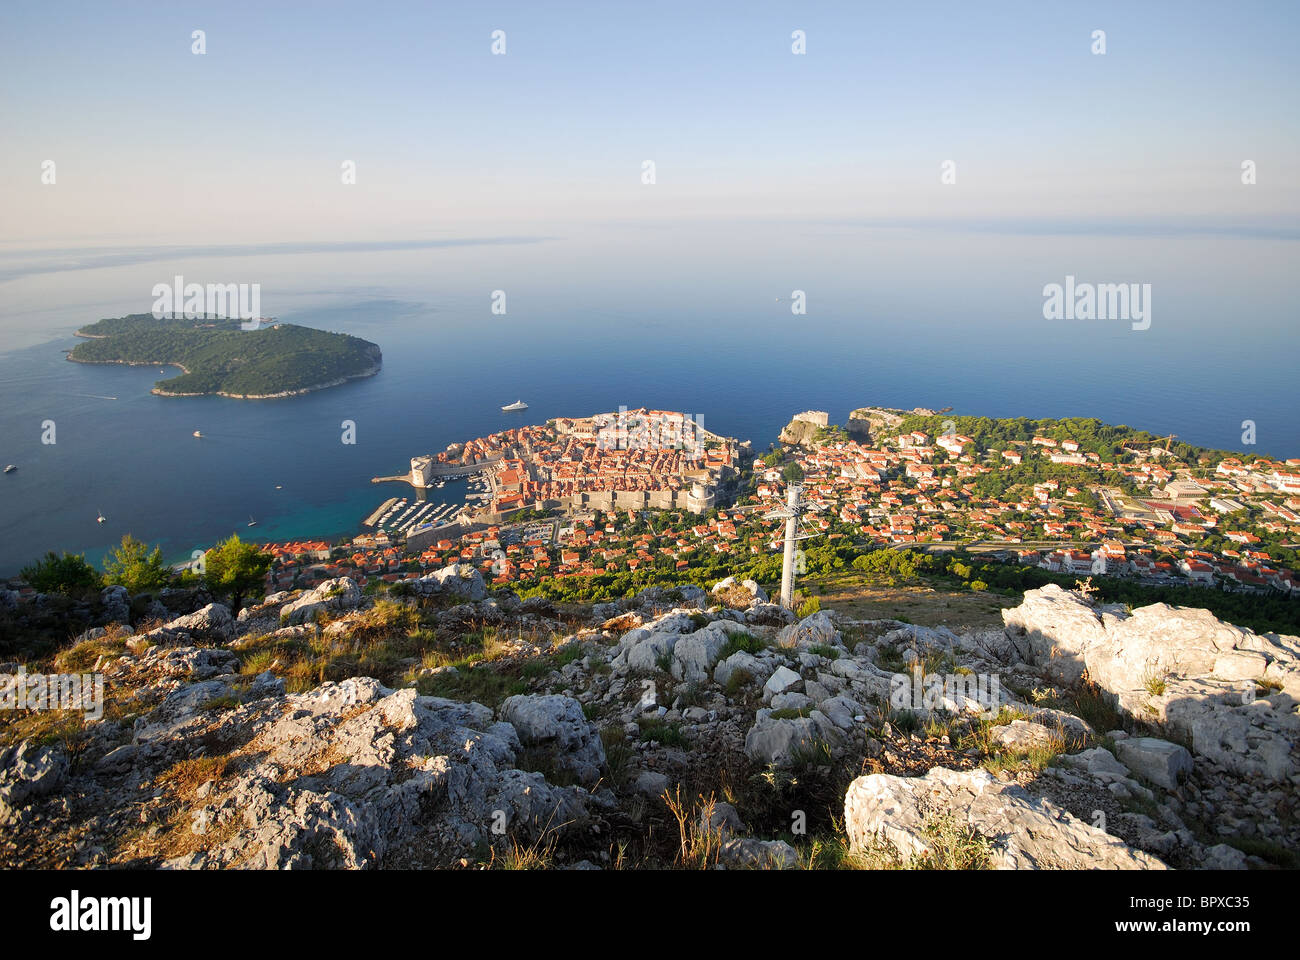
[68,314,382,398]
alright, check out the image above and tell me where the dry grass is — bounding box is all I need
[811,573,1015,630]
[52,628,130,673]
[817,811,994,871]
[663,786,726,869]
[114,753,245,863]
[156,754,231,795]
[714,584,758,609]
[487,830,560,870]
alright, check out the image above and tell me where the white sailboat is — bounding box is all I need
[96,508,106,524]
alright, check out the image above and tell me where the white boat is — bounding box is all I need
[193,430,203,438]
[3,465,14,474]
[247,515,257,527]
[501,400,528,412]
[96,509,106,524]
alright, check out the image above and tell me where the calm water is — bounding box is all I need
[0,223,1296,575]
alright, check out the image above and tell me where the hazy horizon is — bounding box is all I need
[2,1,1297,247]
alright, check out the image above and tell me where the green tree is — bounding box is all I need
[104,534,172,594]
[782,462,804,482]
[20,551,102,595]
[204,534,272,611]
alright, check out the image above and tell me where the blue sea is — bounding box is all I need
[1,221,1296,576]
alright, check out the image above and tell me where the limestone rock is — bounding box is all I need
[100,584,130,625]
[698,801,746,839]
[763,665,802,697]
[149,602,235,642]
[714,650,766,688]
[777,611,839,649]
[279,578,363,625]
[1114,737,1194,790]
[0,739,69,814]
[744,711,839,766]
[989,720,1060,753]
[672,620,747,683]
[412,563,487,602]
[1003,585,1300,781]
[844,766,1166,869]
[633,770,670,798]
[718,837,798,870]
[499,694,606,785]
[1200,843,1249,870]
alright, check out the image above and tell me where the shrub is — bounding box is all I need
[103,534,172,594]
[19,552,102,596]
[718,631,765,660]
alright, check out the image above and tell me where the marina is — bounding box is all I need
[356,468,495,539]
[360,495,469,537]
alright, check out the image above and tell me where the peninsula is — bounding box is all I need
[68,314,382,399]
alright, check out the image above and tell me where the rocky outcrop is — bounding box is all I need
[610,612,698,675]
[100,584,130,625]
[774,418,816,447]
[1113,737,1194,790]
[844,766,1167,869]
[499,694,606,786]
[0,740,69,825]
[671,619,749,682]
[1003,584,1300,781]
[711,577,768,606]
[846,406,907,443]
[147,602,237,643]
[6,573,1295,871]
[404,564,488,602]
[279,578,364,625]
[155,679,602,868]
[777,610,840,649]
[744,710,841,766]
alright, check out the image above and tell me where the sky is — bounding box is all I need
[1,0,1297,247]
